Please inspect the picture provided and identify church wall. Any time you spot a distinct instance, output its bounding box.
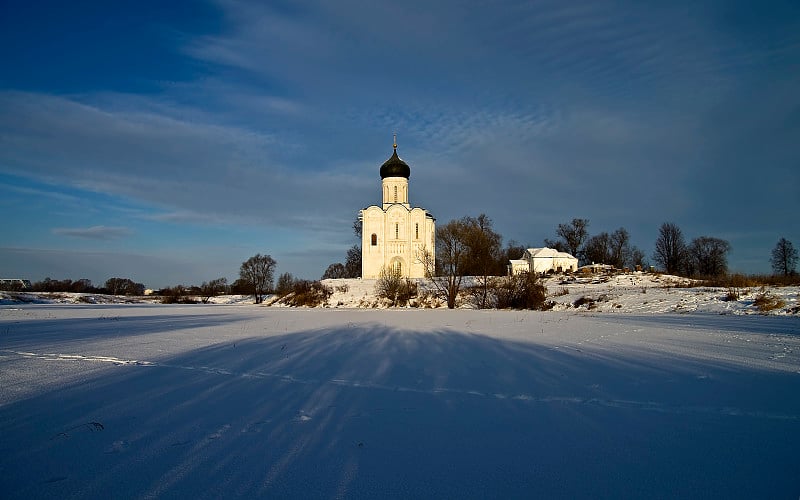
[361,206,385,279]
[361,200,434,279]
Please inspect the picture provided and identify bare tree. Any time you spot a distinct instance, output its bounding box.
[653,222,687,275]
[344,244,361,278]
[771,237,798,277]
[322,263,347,279]
[609,228,631,269]
[421,218,472,309]
[584,232,611,266]
[275,272,296,297]
[629,247,647,270]
[239,254,276,304]
[199,277,228,303]
[462,214,503,308]
[545,218,589,261]
[687,237,731,277]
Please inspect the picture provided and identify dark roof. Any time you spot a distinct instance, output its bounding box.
[380,148,411,179]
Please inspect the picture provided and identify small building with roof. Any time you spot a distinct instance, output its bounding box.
[508,247,578,275]
[360,139,435,279]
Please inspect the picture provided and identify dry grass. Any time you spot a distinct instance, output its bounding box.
[723,288,740,302]
[703,274,800,288]
[753,290,786,313]
[553,287,570,297]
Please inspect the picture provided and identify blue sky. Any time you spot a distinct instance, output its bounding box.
[1,0,798,288]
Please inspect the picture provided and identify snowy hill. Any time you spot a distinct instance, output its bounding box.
[318,273,799,315]
[2,272,798,315]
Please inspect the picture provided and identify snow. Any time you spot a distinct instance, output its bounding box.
[1,275,799,498]
[2,273,798,316]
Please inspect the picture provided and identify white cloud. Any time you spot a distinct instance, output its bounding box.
[52,226,133,240]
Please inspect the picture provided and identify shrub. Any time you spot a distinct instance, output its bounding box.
[282,280,332,307]
[753,290,785,313]
[160,285,198,304]
[723,288,740,302]
[375,267,417,307]
[574,296,596,309]
[493,272,548,310]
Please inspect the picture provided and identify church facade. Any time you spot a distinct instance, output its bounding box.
[360,143,435,279]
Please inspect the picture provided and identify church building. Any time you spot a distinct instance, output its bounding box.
[360,139,435,279]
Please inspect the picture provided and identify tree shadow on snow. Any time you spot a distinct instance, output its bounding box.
[1,318,799,499]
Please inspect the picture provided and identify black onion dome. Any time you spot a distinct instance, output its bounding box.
[380,149,411,179]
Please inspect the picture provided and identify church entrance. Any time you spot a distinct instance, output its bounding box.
[390,257,404,276]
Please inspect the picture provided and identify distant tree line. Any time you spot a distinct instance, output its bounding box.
[0,277,146,295]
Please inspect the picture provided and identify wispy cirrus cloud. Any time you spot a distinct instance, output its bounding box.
[52,226,133,240]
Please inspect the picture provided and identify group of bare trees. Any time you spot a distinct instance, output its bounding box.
[653,226,798,279]
[542,219,740,279]
[416,214,546,309]
[544,218,646,269]
[652,223,731,278]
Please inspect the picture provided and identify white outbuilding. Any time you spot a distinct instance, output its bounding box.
[508,247,579,275]
[360,140,435,279]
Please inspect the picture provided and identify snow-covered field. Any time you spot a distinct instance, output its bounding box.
[1,276,799,498]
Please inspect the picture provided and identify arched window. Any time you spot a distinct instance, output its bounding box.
[371,233,377,246]
[393,260,402,275]
[395,223,399,239]
[393,186,398,202]
[415,223,419,239]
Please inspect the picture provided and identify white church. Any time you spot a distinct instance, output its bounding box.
[360,140,435,279]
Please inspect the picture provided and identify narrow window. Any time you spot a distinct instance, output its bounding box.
[371,233,377,246]
[395,223,399,239]
[393,186,398,202]
[415,223,419,239]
